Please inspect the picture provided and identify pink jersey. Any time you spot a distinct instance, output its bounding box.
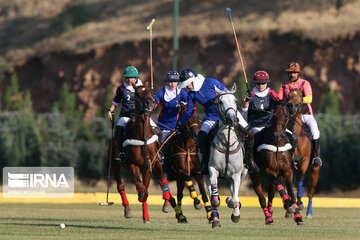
[277,78,313,115]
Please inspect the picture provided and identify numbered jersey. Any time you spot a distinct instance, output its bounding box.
[112,81,142,118]
[248,88,278,128]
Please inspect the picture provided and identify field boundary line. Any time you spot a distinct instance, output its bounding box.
[1,193,360,207]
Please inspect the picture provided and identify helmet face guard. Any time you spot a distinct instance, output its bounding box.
[253,70,270,84]
[165,71,180,82]
[122,66,139,78]
[178,68,198,89]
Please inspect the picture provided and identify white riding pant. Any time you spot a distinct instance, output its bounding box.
[200,111,249,134]
[302,114,320,140]
[117,116,157,128]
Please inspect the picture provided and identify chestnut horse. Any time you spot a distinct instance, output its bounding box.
[120,84,177,223]
[164,101,211,223]
[250,100,303,225]
[287,87,321,218]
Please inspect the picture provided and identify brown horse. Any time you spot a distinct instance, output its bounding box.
[163,101,211,223]
[117,84,177,223]
[287,88,321,218]
[250,100,303,225]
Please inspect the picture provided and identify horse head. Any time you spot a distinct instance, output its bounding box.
[214,83,238,127]
[272,100,290,142]
[287,88,303,116]
[177,100,200,139]
[133,83,154,113]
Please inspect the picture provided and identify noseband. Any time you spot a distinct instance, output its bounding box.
[215,93,238,126]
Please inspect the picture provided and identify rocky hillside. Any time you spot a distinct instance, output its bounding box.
[0,0,359,118]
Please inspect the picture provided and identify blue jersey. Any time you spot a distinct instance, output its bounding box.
[184,78,226,123]
[153,88,194,131]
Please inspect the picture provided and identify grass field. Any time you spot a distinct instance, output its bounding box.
[0,203,359,240]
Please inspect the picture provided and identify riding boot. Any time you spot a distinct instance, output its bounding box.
[243,126,260,173]
[312,138,322,167]
[114,126,126,163]
[198,131,210,175]
[287,132,304,164]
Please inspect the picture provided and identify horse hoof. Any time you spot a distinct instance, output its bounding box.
[296,219,304,225]
[265,218,274,225]
[162,201,172,213]
[124,206,132,218]
[194,198,202,210]
[285,212,292,218]
[177,215,188,224]
[297,201,304,211]
[286,205,296,214]
[231,214,240,223]
[211,218,221,228]
[143,219,151,224]
[307,213,313,219]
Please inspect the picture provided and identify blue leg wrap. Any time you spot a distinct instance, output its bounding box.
[307,198,313,216]
[297,181,303,198]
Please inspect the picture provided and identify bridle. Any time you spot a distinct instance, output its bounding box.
[214,93,238,127]
[272,104,291,142]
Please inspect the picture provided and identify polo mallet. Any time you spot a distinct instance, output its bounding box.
[226,8,250,91]
[147,18,156,90]
[99,114,115,206]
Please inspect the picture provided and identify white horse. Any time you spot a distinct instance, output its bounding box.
[205,83,248,228]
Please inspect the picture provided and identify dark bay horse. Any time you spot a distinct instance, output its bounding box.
[119,84,177,223]
[287,88,321,218]
[163,101,211,223]
[250,100,303,225]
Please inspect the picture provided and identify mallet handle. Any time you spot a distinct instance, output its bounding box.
[226,8,249,87]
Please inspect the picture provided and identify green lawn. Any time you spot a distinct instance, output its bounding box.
[0,203,359,240]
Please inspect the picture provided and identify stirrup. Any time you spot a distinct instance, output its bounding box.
[158,151,164,165]
[115,152,127,163]
[293,155,304,163]
[312,157,322,167]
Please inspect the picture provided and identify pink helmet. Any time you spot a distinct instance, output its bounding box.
[253,70,270,83]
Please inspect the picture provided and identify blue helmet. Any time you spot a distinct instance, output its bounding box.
[165,71,180,82]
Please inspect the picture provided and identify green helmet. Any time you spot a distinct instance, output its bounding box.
[122,66,139,77]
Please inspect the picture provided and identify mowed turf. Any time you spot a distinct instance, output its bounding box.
[0,203,359,240]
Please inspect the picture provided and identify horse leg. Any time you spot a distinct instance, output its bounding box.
[296,171,305,211]
[307,166,320,219]
[194,172,212,221]
[267,184,276,217]
[141,170,152,224]
[284,168,304,225]
[250,173,273,224]
[112,161,132,218]
[130,164,149,223]
[174,175,187,223]
[227,172,241,223]
[152,159,177,213]
[205,172,221,228]
[272,176,293,213]
[209,166,220,207]
[178,171,201,210]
